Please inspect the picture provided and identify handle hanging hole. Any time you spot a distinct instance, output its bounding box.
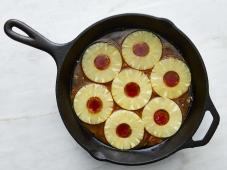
[192,111,213,141]
[12,26,29,37]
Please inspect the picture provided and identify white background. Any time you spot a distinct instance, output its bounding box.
[0,0,226,169]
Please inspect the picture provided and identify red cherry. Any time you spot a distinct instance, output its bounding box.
[163,71,180,87]
[116,123,132,138]
[132,42,150,57]
[94,54,110,70]
[154,110,169,125]
[124,82,140,97]
[87,97,103,113]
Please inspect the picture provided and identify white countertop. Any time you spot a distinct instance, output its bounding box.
[0,0,226,169]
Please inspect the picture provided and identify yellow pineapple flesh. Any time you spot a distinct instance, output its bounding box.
[82,42,122,83]
[73,83,113,124]
[111,68,152,110]
[104,110,144,150]
[142,97,182,138]
[122,31,162,70]
[150,58,191,99]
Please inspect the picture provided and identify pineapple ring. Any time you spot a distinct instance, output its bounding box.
[150,58,191,99]
[104,110,144,150]
[142,97,182,138]
[111,69,152,110]
[73,84,113,124]
[122,31,162,70]
[82,42,122,83]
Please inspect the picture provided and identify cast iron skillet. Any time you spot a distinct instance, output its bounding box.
[4,14,220,165]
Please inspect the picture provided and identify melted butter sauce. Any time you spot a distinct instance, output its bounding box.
[71,29,193,149]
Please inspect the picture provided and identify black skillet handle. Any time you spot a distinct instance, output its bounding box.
[182,95,220,149]
[4,19,71,68]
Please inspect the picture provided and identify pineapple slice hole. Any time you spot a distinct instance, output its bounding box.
[132,42,150,57]
[124,82,140,97]
[94,54,110,70]
[163,71,180,87]
[116,123,132,138]
[87,97,103,113]
[153,109,170,125]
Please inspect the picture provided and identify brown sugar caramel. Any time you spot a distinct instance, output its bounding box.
[71,29,192,149]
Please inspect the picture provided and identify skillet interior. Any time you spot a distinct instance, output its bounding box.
[55,14,208,165]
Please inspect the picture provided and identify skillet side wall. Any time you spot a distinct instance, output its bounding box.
[55,14,208,165]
